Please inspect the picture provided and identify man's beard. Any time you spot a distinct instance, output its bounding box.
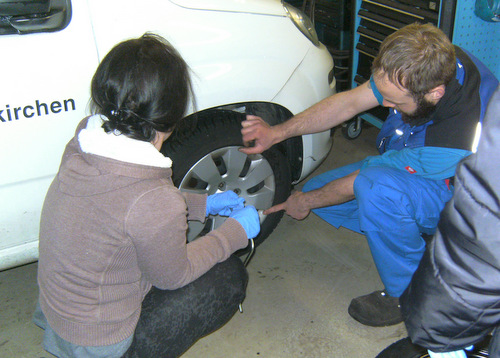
[401,96,437,127]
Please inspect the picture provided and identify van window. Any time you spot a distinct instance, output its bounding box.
[0,0,71,35]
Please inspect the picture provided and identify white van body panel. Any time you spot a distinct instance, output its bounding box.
[0,0,335,270]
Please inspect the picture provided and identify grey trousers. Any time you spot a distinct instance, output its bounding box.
[123,255,248,358]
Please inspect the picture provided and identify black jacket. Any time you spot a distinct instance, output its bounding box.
[401,85,500,355]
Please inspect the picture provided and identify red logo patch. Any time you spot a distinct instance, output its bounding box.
[405,166,417,174]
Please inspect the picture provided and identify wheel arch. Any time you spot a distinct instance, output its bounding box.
[184,102,304,182]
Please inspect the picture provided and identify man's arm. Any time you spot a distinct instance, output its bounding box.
[240,81,378,154]
[264,170,359,220]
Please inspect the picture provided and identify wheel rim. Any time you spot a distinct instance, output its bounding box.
[178,146,276,241]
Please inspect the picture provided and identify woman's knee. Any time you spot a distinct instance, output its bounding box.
[218,255,248,293]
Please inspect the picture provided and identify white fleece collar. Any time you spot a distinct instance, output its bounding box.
[78,115,172,168]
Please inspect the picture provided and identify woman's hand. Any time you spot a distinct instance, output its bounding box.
[206,191,245,216]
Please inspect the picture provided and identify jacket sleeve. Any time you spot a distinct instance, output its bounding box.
[181,192,207,222]
[400,86,500,353]
[361,146,471,180]
[125,186,248,290]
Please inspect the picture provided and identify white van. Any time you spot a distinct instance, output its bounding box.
[0,0,336,270]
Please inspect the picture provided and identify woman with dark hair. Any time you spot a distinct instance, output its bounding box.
[34,33,259,357]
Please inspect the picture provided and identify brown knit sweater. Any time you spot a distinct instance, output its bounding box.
[37,118,249,346]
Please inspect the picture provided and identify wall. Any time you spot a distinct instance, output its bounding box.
[452,0,500,78]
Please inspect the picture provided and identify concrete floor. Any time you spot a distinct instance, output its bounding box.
[0,125,409,358]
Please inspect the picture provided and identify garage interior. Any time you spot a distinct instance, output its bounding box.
[1,0,498,357]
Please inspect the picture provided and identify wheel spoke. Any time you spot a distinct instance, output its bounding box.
[211,215,227,228]
[221,148,248,180]
[245,186,274,209]
[241,157,273,189]
[186,221,205,242]
[190,155,223,184]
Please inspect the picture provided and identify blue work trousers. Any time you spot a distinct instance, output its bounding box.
[302,160,453,297]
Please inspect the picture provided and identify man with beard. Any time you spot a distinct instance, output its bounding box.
[240,23,498,327]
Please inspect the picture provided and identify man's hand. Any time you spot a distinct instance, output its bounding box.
[240,115,279,155]
[264,170,358,220]
[264,191,311,220]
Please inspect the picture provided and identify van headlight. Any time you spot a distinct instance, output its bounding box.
[283,3,320,47]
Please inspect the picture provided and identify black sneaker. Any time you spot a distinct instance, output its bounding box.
[348,290,403,327]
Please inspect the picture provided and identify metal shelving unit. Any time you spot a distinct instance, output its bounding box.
[349,0,499,132]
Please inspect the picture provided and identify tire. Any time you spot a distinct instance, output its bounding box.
[341,117,362,140]
[161,110,291,249]
[376,337,490,358]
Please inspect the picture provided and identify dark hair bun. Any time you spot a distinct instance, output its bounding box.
[90,33,192,142]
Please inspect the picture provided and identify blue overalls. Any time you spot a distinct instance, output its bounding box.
[303,48,498,297]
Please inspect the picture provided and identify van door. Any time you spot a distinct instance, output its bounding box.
[0,0,98,270]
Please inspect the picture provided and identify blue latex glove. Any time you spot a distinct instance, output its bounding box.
[206,191,245,216]
[229,205,260,239]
